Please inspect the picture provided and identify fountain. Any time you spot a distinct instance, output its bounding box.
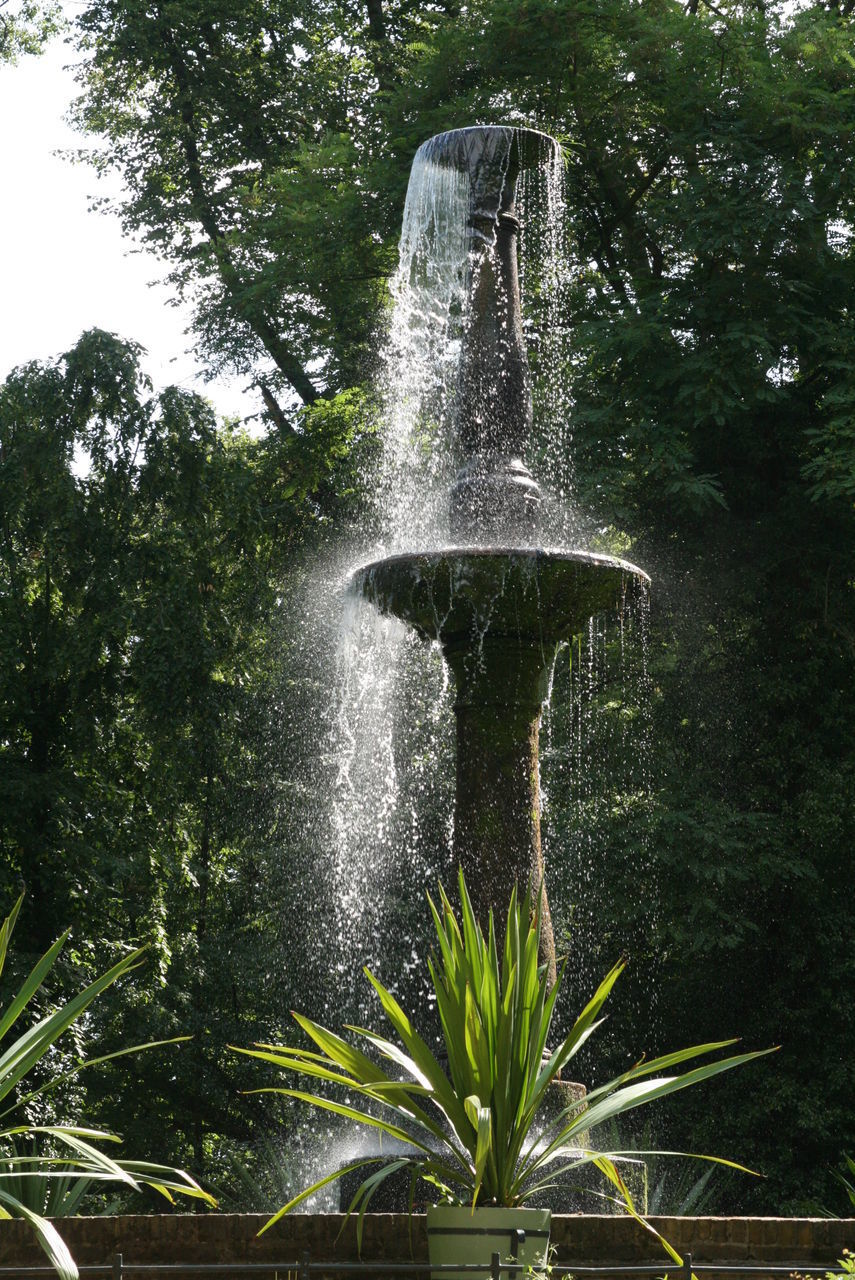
[352,126,649,982]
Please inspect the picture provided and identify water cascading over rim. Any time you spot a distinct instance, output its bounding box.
[414,126,552,540]
[352,125,649,981]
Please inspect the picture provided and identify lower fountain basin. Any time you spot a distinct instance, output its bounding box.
[351,545,650,981]
[352,547,649,648]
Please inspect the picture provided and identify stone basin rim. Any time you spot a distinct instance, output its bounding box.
[419,125,559,171]
[350,545,651,587]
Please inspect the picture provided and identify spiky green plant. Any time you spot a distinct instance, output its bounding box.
[235,870,774,1251]
[830,1155,855,1214]
[0,896,215,1279]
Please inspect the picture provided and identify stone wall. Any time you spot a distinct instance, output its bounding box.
[0,1214,851,1278]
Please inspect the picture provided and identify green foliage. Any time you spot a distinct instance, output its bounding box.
[2,0,852,1215]
[234,871,771,1246]
[68,0,414,412]
[832,1156,855,1214]
[0,0,62,62]
[0,329,356,1187]
[0,895,213,1280]
[0,330,274,951]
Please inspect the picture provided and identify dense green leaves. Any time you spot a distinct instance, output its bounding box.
[0,329,355,1188]
[0,0,853,1219]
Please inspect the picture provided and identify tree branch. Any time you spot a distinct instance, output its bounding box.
[258,379,294,433]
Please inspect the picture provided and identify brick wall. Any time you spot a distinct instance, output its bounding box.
[0,1214,851,1278]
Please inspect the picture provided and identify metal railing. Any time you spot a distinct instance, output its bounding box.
[0,1254,838,1280]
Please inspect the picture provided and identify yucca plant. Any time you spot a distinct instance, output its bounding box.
[235,869,774,1249]
[0,895,215,1280]
[831,1155,855,1214]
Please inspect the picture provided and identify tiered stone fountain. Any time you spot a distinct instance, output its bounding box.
[353,126,648,979]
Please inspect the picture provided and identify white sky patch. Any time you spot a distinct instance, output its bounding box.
[0,30,259,423]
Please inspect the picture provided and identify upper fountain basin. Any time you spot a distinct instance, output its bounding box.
[416,126,560,229]
[418,126,559,176]
[352,547,649,649]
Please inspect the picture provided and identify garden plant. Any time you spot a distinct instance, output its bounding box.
[0,895,214,1280]
[235,870,775,1253]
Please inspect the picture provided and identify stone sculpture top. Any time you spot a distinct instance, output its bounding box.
[420,127,554,541]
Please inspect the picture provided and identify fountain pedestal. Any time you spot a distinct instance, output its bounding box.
[353,547,647,980]
[353,124,649,972]
[453,660,552,979]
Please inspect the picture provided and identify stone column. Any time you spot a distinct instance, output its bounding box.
[444,634,558,985]
[450,190,541,540]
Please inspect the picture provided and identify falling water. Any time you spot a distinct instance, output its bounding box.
[541,580,658,1067]
[516,138,583,545]
[373,149,470,548]
[326,129,581,1014]
[328,592,453,1023]
[372,127,578,551]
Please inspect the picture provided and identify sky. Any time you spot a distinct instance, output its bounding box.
[0,25,257,422]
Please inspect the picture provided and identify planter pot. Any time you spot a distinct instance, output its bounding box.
[426,1204,551,1280]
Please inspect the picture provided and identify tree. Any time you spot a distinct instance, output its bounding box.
[0,0,61,63]
[0,329,371,1179]
[68,0,428,417]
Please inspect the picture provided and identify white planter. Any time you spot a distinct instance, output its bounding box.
[426,1204,551,1280]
